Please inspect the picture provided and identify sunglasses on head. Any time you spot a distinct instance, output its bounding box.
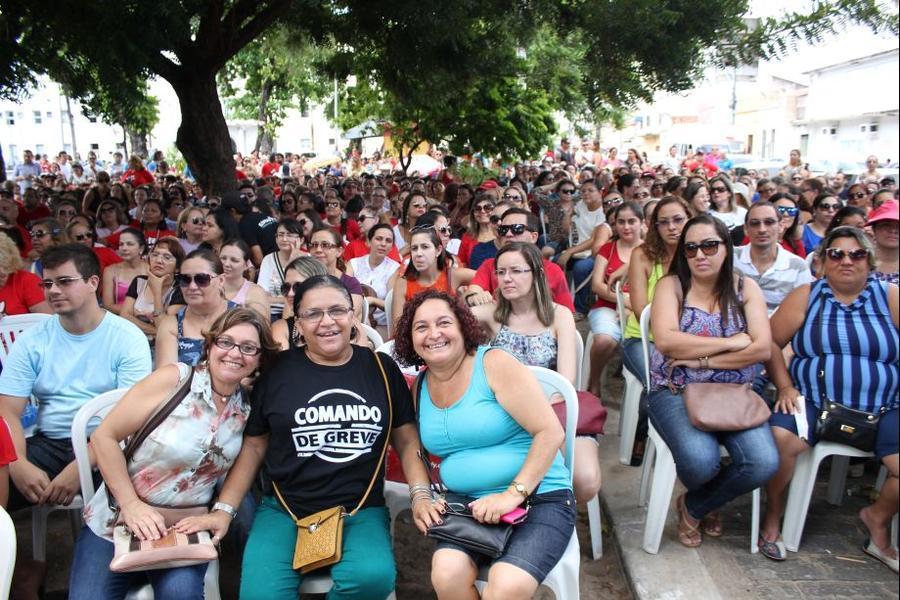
[683,239,723,258]
[175,273,214,288]
[824,247,868,262]
[497,224,532,236]
[776,206,799,217]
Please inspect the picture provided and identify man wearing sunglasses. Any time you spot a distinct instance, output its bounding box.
[465,208,575,311]
[733,202,813,315]
[0,245,151,587]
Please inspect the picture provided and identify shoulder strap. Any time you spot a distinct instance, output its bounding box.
[816,290,828,405]
[273,252,286,282]
[122,366,194,463]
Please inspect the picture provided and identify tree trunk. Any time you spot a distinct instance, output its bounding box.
[127,129,148,158]
[64,95,78,158]
[0,146,6,183]
[254,80,274,155]
[169,72,237,196]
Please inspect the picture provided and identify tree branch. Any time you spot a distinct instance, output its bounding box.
[220,0,291,68]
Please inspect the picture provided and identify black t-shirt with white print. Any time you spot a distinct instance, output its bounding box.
[246,345,414,518]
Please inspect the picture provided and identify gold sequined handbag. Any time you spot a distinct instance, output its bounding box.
[271,351,394,574]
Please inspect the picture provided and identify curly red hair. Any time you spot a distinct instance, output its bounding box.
[392,289,486,367]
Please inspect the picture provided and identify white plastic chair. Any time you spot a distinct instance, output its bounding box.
[71,388,221,600]
[383,289,395,339]
[357,322,384,349]
[475,366,581,599]
[0,313,51,365]
[375,340,421,378]
[782,441,898,552]
[641,423,761,555]
[0,507,15,600]
[618,304,650,465]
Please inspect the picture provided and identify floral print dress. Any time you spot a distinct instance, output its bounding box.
[84,363,249,541]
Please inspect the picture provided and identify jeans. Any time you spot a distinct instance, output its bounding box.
[569,256,595,314]
[69,526,207,600]
[8,433,75,511]
[622,338,653,450]
[647,387,780,519]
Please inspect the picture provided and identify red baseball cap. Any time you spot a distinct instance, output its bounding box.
[867,199,898,226]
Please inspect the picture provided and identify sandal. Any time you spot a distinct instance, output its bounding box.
[863,538,899,573]
[676,493,702,548]
[701,511,723,537]
[757,535,786,561]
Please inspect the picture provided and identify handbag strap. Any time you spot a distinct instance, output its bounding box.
[271,350,394,521]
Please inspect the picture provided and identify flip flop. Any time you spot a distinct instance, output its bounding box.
[701,511,723,537]
[863,538,899,573]
[758,535,786,561]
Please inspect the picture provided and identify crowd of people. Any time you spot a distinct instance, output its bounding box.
[0,140,897,599]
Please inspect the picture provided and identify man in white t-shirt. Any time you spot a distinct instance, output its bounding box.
[0,244,152,512]
[556,179,607,314]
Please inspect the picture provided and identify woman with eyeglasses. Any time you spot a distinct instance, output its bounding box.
[270,256,327,349]
[648,215,777,548]
[201,208,241,255]
[174,206,206,254]
[220,239,269,317]
[759,226,899,566]
[121,236,185,340]
[802,194,841,255]
[684,181,711,217]
[27,217,68,276]
[0,233,51,316]
[458,194,497,267]
[70,308,280,599]
[103,227,149,315]
[155,248,235,368]
[179,276,439,599]
[707,176,746,230]
[308,227,366,320]
[257,218,306,318]
[95,200,128,243]
[391,227,475,327]
[393,191,429,258]
[346,223,402,328]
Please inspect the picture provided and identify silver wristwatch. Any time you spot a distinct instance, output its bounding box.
[212,501,237,520]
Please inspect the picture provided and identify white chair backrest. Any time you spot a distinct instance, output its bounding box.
[638,304,652,387]
[0,507,15,600]
[528,366,577,484]
[614,281,628,333]
[360,296,370,324]
[384,290,394,339]
[0,313,51,365]
[375,340,420,377]
[358,322,384,349]
[71,388,130,503]
[573,332,585,391]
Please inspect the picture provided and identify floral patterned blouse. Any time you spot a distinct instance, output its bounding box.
[84,363,249,541]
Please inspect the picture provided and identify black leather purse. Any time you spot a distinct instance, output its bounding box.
[412,373,521,558]
[811,299,886,452]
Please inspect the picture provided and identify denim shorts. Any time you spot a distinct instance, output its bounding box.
[770,399,899,460]
[435,488,576,583]
[588,306,621,342]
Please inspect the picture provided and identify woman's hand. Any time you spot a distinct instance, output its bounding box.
[411,496,446,534]
[468,491,524,525]
[147,269,171,292]
[174,511,233,545]
[727,332,752,351]
[773,386,803,415]
[120,498,167,541]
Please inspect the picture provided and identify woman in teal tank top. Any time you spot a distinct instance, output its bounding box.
[394,289,575,598]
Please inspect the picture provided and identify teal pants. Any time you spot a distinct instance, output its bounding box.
[239,496,396,600]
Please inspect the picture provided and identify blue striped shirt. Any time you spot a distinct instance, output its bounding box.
[790,277,899,412]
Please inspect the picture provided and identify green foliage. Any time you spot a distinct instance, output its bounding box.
[77,77,159,134]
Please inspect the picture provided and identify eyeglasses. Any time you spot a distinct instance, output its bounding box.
[40,276,85,290]
[656,215,687,228]
[603,197,623,208]
[214,336,261,356]
[497,224,532,236]
[276,231,301,239]
[848,192,867,200]
[175,273,214,288]
[824,247,869,262]
[73,232,93,241]
[309,241,337,250]
[297,306,353,322]
[501,194,522,202]
[776,206,799,217]
[495,267,532,277]
[634,192,651,199]
[684,240,723,258]
[818,203,840,211]
[473,203,494,213]
[711,186,728,194]
[280,282,303,296]
[747,218,778,228]
[325,201,341,208]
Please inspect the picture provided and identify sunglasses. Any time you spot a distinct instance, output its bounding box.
[776,206,799,217]
[30,230,51,239]
[190,217,205,226]
[73,232,93,241]
[357,214,376,222]
[214,336,261,356]
[559,189,576,195]
[57,210,76,217]
[711,186,729,194]
[634,192,651,199]
[747,218,778,228]
[848,192,867,200]
[684,239,723,258]
[501,194,522,202]
[100,206,117,213]
[818,203,840,211]
[40,276,84,290]
[603,198,623,207]
[473,203,494,213]
[824,247,869,262]
[309,241,337,250]
[497,224,532,236]
[325,201,341,208]
[435,226,452,235]
[489,215,502,224]
[280,282,303,296]
[175,273,214,288]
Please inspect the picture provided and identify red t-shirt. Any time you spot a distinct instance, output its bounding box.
[0,417,17,467]
[457,233,478,266]
[261,162,279,178]
[0,269,45,315]
[342,238,402,263]
[330,219,362,243]
[591,241,627,310]
[120,168,154,187]
[93,246,123,272]
[472,257,575,312]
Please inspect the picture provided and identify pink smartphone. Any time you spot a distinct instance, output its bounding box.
[500,507,528,525]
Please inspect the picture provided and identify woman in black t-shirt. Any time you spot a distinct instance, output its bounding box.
[177,275,443,599]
